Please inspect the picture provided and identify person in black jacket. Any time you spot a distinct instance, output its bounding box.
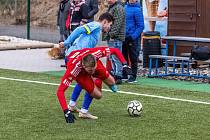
[57,0,70,42]
[68,0,90,32]
[85,0,99,21]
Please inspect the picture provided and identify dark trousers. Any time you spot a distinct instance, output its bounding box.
[122,38,140,78]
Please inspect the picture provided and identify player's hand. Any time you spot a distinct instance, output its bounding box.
[109,84,118,92]
[123,65,132,75]
[64,109,76,123]
[59,42,64,48]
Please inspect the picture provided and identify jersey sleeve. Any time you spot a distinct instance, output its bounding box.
[104,47,127,65]
[56,67,74,111]
[82,22,100,35]
[90,47,127,65]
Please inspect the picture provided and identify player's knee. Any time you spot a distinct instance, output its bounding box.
[94,94,102,100]
[93,91,102,99]
[92,87,102,99]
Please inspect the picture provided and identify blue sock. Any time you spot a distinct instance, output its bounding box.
[70,83,82,102]
[65,56,68,65]
[82,92,93,110]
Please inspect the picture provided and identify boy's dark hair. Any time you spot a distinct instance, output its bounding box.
[98,12,114,23]
[82,54,96,67]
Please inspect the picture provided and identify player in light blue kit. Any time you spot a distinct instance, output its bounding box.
[59,12,114,119]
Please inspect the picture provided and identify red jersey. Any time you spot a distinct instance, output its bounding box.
[56,47,127,111]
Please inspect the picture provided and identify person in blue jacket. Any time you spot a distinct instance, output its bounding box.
[122,0,144,83]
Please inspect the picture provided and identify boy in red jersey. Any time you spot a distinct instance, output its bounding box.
[56,47,131,123]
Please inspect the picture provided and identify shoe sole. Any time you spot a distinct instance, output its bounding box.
[78,116,98,120]
[78,113,98,120]
[127,81,137,83]
[122,79,128,82]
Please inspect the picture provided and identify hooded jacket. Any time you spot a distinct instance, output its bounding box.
[125,2,144,40]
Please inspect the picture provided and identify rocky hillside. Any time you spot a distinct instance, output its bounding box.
[0,0,106,29]
[0,0,58,28]
[30,0,59,27]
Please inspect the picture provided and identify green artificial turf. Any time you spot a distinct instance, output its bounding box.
[0,69,210,140]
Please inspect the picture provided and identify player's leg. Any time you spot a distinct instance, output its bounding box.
[76,75,102,119]
[80,78,102,113]
[94,60,118,92]
[79,92,98,119]
[68,83,82,112]
[91,85,103,99]
[71,78,102,113]
[76,73,103,99]
[81,93,93,113]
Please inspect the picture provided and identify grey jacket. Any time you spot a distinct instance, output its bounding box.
[85,0,99,21]
[57,0,70,35]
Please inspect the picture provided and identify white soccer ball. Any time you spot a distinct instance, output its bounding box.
[127,100,143,117]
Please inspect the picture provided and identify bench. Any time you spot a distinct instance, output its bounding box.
[148,55,210,78]
[162,36,210,57]
[179,53,210,68]
[148,55,191,77]
[148,36,210,79]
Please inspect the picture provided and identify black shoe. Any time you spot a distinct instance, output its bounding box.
[127,76,137,83]
[60,64,67,67]
[122,75,128,81]
[114,75,122,85]
[115,78,122,84]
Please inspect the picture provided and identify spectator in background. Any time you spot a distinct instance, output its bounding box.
[121,0,142,8]
[59,0,89,61]
[67,0,90,33]
[66,0,98,33]
[85,0,99,21]
[122,0,144,83]
[103,0,125,84]
[57,0,70,42]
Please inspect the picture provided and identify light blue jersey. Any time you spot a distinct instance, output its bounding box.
[64,21,102,56]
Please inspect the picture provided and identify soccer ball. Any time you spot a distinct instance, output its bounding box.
[127,100,143,117]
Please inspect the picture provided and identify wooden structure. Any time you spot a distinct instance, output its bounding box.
[167,0,210,56]
[145,0,159,31]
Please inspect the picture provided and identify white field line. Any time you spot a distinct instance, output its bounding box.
[0,76,210,105]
